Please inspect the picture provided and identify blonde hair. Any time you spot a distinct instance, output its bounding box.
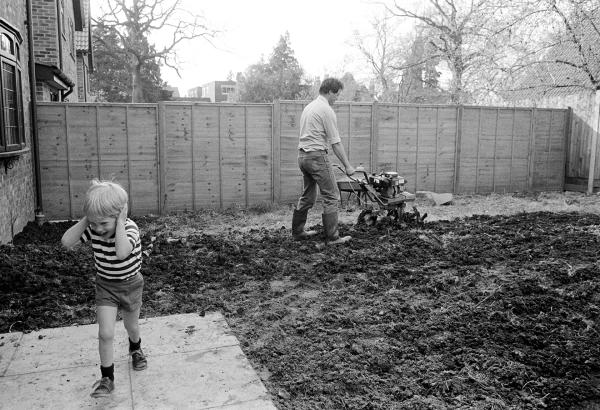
[83,179,128,218]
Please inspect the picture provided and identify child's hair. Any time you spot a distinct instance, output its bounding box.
[83,179,128,218]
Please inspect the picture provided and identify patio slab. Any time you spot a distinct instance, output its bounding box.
[0,312,276,410]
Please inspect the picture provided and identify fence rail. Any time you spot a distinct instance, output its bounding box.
[36,101,569,219]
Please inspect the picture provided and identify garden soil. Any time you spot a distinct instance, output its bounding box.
[3,192,600,409]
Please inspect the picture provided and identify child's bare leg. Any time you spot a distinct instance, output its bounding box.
[122,307,141,343]
[123,306,147,370]
[97,305,118,366]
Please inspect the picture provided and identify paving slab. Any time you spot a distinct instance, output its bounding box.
[0,332,22,376]
[0,312,276,410]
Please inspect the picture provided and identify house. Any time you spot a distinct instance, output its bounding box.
[188,80,236,102]
[0,0,93,244]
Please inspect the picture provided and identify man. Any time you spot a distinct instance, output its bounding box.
[292,77,356,245]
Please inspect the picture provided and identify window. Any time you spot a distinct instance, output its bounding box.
[0,21,25,155]
[221,85,235,95]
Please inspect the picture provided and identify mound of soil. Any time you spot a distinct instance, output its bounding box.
[2,211,600,409]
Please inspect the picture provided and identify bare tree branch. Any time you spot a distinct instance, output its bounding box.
[93,0,217,102]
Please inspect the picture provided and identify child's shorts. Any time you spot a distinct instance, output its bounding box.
[95,273,144,312]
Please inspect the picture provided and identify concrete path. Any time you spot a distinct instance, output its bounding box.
[0,312,276,409]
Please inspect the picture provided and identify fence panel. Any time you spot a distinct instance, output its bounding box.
[38,104,71,219]
[37,103,159,219]
[246,105,274,205]
[37,101,569,219]
[192,104,221,208]
[279,102,305,203]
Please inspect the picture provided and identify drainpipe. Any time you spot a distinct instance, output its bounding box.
[55,0,68,101]
[26,0,44,224]
[62,85,74,100]
[56,0,63,71]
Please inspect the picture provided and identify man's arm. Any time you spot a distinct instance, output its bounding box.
[61,217,88,249]
[332,142,356,176]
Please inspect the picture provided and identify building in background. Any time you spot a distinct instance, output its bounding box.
[188,80,236,102]
[74,0,93,101]
[164,85,180,98]
[0,0,93,244]
[32,0,93,102]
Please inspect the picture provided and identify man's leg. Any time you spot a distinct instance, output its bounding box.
[296,156,318,212]
[293,155,319,240]
[311,156,351,244]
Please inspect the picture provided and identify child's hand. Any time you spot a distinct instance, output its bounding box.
[118,203,128,224]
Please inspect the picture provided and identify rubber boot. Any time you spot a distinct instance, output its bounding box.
[322,212,351,245]
[292,209,318,240]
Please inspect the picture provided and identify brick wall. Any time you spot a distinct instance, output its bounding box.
[32,0,78,101]
[0,0,36,243]
[31,0,58,65]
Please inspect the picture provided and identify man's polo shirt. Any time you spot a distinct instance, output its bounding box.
[298,95,341,152]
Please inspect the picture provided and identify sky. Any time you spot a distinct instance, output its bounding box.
[91,0,398,96]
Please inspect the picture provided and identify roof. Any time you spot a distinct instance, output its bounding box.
[35,63,75,89]
[75,0,92,57]
[75,31,88,51]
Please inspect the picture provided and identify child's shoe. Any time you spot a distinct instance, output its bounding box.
[130,348,147,371]
[90,377,114,397]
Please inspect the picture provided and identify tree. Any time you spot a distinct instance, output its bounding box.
[93,0,215,102]
[352,13,406,102]
[235,59,273,103]
[397,28,451,103]
[237,33,307,102]
[503,0,600,96]
[338,73,372,102]
[387,0,524,103]
[90,23,164,102]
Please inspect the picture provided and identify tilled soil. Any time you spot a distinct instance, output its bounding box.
[2,211,600,409]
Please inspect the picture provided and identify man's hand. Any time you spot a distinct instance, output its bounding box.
[345,166,356,176]
[118,203,128,224]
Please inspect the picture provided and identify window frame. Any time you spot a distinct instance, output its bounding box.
[0,20,26,156]
[221,85,235,95]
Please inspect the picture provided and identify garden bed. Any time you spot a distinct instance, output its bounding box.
[2,192,600,409]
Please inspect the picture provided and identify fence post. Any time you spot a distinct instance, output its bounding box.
[563,107,572,191]
[272,100,281,204]
[64,104,73,219]
[587,90,600,194]
[157,102,167,214]
[190,105,196,211]
[370,101,379,172]
[125,106,132,213]
[453,105,463,194]
[528,108,537,191]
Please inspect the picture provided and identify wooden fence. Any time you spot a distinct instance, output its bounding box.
[36,101,570,219]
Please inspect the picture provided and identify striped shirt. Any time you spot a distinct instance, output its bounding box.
[81,218,142,280]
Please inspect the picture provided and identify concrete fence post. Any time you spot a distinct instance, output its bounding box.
[587,90,600,194]
[157,102,167,214]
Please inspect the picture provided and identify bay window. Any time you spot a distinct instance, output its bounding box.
[0,20,25,158]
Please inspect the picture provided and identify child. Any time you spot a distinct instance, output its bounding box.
[61,179,146,398]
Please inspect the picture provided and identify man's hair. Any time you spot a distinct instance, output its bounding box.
[319,78,344,95]
[83,179,128,218]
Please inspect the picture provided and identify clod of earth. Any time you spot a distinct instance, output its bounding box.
[2,211,600,409]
